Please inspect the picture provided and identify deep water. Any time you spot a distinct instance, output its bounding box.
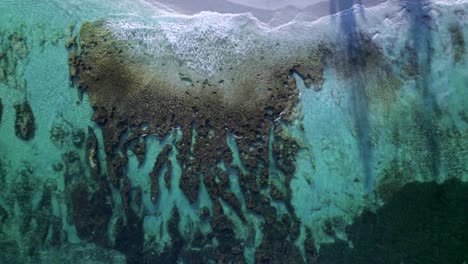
[0,0,467,263]
[318,179,468,264]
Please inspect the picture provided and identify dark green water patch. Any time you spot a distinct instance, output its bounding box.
[0,239,23,264]
[319,179,468,263]
[0,98,3,123]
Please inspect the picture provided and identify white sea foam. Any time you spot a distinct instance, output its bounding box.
[157,12,256,75]
[104,0,466,77]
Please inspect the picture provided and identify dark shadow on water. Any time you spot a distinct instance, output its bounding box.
[329,0,359,14]
[330,0,365,21]
[400,0,441,179]
[330,0,442,191]
[330,0,373,193]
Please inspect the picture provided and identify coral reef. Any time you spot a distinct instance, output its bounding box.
[68,19,315,262]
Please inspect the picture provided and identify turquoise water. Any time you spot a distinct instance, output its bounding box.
[0,0,467,263]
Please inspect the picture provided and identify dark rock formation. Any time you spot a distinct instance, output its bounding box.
[14,100,35,141]
[149,145,172,203]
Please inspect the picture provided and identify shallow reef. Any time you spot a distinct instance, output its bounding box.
[68,19,313,262]
[64,6,468,261]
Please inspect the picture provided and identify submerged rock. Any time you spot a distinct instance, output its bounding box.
[14,100,35,141]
